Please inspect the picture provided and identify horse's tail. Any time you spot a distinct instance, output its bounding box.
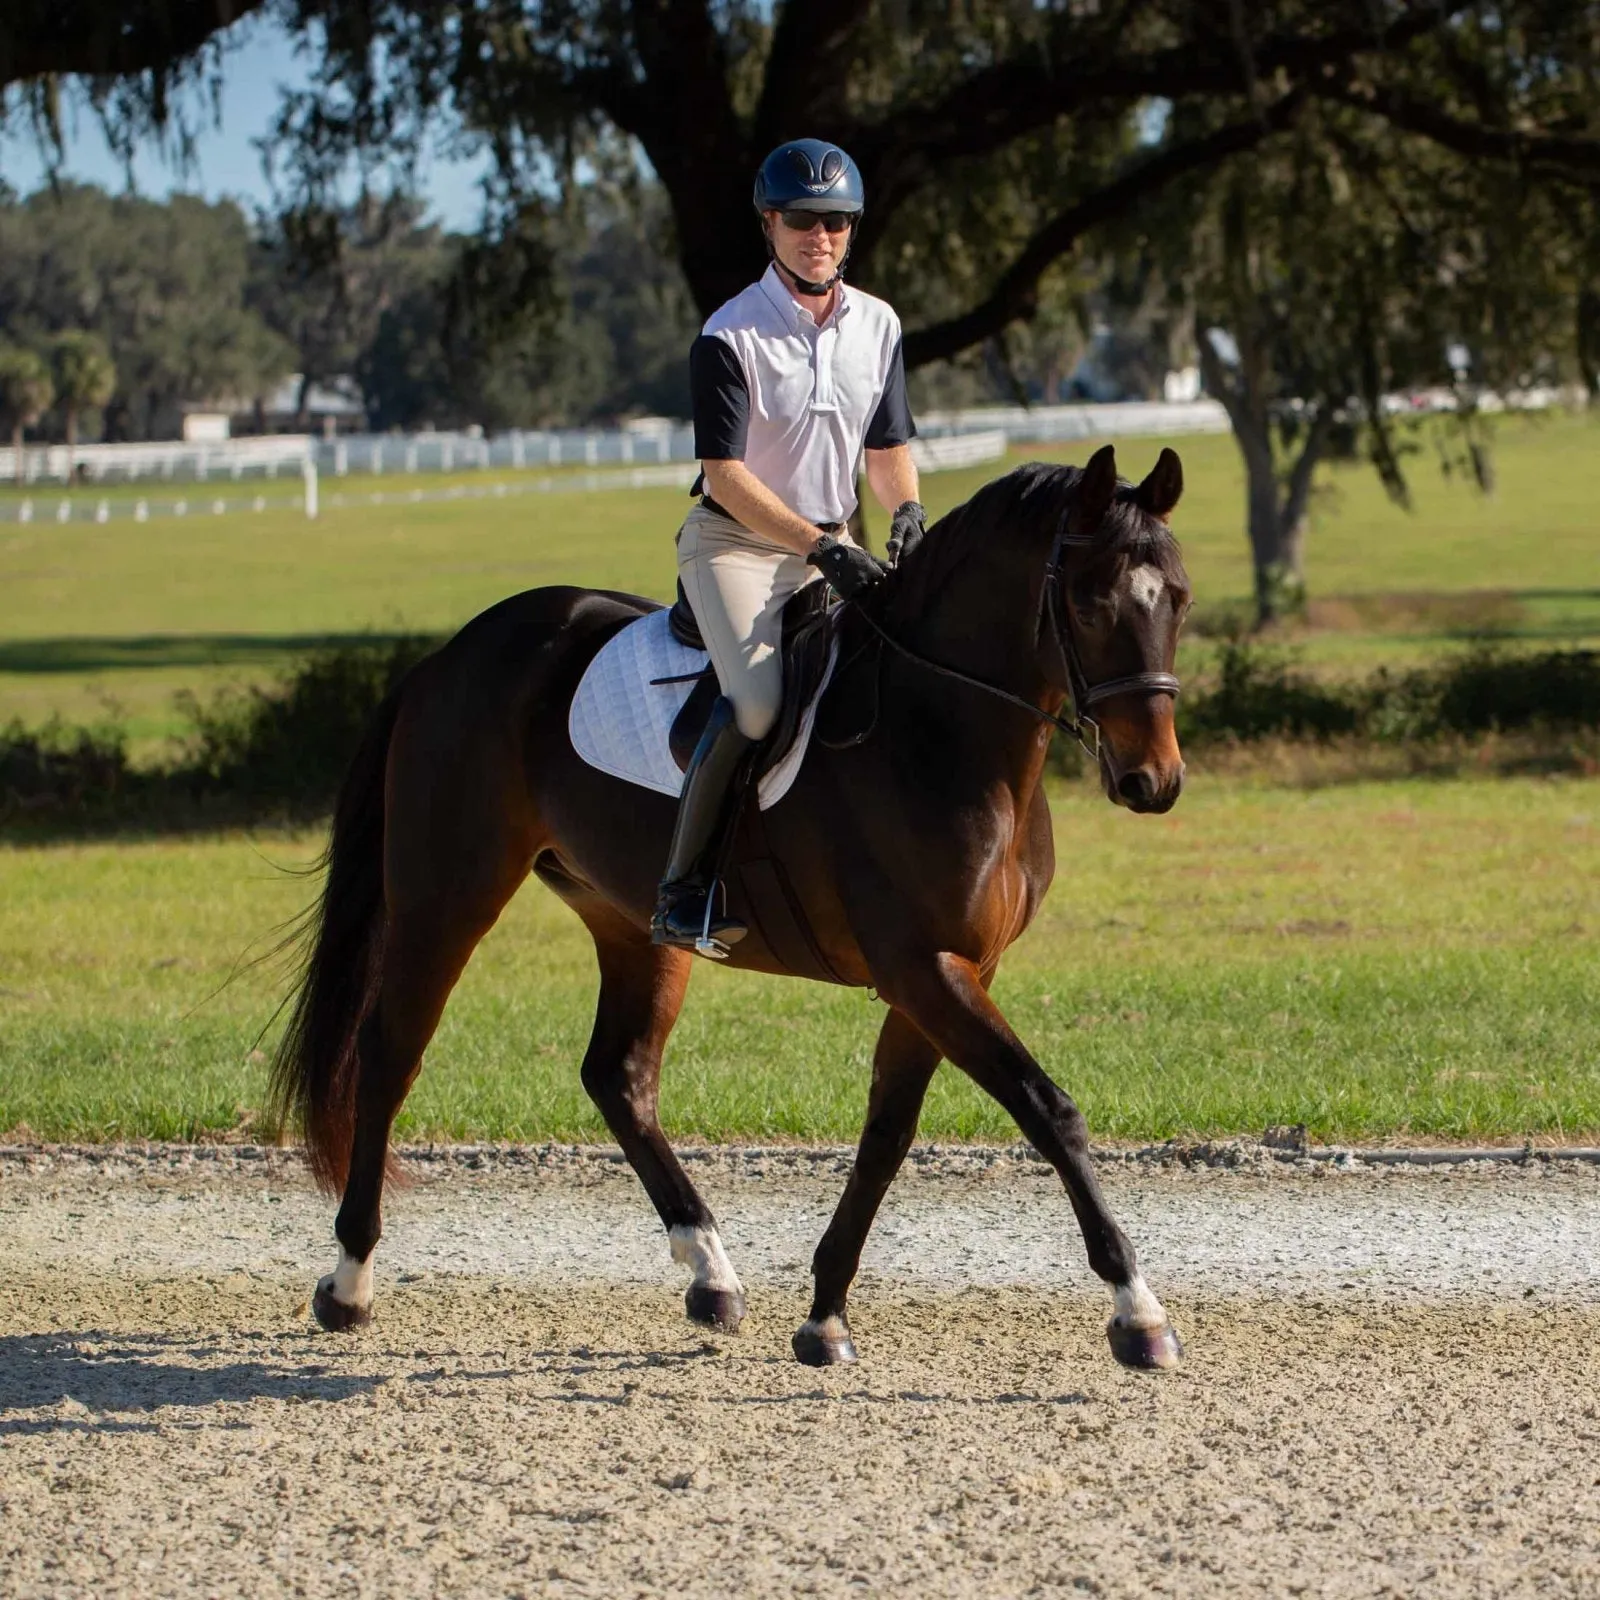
[268,680,407,1195]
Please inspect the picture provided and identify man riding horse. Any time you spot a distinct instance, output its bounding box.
[651,137,928,954]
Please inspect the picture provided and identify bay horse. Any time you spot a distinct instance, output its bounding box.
[271,443,1192,1369]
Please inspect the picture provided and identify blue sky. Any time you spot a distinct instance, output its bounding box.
[0,16,488,229]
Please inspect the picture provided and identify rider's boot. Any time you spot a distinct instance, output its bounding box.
[651,696,756,957]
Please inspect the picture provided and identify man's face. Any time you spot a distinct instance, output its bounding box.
[764,208,853,288]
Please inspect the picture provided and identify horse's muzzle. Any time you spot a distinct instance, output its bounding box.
[1096,705,1185,814]
[1113,763,1184,814]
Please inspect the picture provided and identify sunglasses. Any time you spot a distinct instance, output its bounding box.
[778,210,854,234]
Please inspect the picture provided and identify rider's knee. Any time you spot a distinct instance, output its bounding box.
[732,697,778,742]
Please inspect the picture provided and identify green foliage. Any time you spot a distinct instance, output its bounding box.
[49,329,115,409]
[1182,636,1359,743]
[4,627,1597,828]
[0,340,53,461]
[49,327,116,451]
[357,186,699,429]
[250,195,453,424]
[0,184,293,440]
[1182,637,1600,746]
[0,714,130,814]
[0,637,434,823]
[174,636,436,807]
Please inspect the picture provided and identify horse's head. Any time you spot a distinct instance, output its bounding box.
[1054,445,1191,814]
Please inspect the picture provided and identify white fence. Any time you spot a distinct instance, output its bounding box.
[909,429,1007,471]
[918,399,1230,442]
[0,423,1011,525]
[0,434,314,484]
[313,425,699,477]
[1,402,1243,525]
[0,401,1218,491]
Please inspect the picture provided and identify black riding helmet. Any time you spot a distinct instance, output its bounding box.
[753,139,863,295]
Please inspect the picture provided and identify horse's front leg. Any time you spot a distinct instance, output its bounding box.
[576,916,747,1332]
[887,951,1181,1370]
[794,1007,941,1366]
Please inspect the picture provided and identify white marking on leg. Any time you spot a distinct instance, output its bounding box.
[324,1249,374,1310]
[1126,565,1166,613]
[796,1313,851,1346]
[669,1224,744,1294]
[1113,1272,1168,1330]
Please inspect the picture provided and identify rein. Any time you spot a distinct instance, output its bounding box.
[850,525,1181,760]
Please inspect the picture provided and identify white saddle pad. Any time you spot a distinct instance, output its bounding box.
[567,607,834,810]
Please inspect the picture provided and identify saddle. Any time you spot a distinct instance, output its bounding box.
[665,579,839,778]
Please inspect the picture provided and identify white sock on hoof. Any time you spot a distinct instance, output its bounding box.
[324,1249,375,1309]
[1113,1272,1168,1330]
[669,1224,744,1295]
[797,1313,851,1343]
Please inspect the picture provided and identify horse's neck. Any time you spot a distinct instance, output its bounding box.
[877,544,1064,797]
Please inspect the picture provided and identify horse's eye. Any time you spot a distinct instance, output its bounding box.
[1071,587,1109,623]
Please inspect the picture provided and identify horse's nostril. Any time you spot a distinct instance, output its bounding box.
[1117,769,1158,807]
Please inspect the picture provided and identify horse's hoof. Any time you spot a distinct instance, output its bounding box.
[685,1283,745,1332]
[312,1277,373,1333]
[792,1316,857,1367]
[1107,1315,1182,1370]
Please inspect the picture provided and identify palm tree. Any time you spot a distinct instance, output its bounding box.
[51,331,117,479]
[0,345,55,485]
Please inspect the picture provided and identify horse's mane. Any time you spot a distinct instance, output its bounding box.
[883,460,1185,621]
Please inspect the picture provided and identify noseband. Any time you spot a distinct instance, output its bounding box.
[854,523,1181,760]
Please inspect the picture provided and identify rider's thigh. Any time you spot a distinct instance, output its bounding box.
[677,509,812,741]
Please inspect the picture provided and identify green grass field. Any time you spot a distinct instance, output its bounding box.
[3,411,1597,749]
[2,775,1595,1145]
[2,410,1596,1144]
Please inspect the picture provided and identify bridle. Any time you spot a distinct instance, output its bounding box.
[851,523,1182,760]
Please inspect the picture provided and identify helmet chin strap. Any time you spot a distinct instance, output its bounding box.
[767,222,856,297]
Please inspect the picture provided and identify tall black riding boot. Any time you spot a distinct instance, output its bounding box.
[651,696,756,957]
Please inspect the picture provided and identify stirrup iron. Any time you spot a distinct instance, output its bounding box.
[697,881,731,960]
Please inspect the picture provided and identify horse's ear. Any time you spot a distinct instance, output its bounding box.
[1134,447,1183,520]
[1072,444,1118,536]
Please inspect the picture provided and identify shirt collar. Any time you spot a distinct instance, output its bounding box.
[758,262,851,330]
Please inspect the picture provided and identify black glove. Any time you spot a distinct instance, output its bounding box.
[807,533,887,600]
[886,500,926,567]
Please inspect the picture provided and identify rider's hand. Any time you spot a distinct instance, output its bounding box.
[807,533,887,600]
[886,500,926,567]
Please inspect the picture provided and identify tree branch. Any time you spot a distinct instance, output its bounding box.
[1313,79,1600,178]
[1281,406,1333,529]
[852,5,1448,187]
[902,91,1306,371]
[0,0,264,89]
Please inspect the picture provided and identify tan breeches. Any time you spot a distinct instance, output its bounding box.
[676,504,856,741]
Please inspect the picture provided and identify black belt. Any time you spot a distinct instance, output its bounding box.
[700,494,845,535]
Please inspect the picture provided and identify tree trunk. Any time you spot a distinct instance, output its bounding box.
[1578,284,1600,405]
[12,422,22,486]
[1245,467,1308,625]
[66,406,78,482]
[1199,335,1332,627]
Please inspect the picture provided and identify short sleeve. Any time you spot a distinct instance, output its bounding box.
[691,334,750,459]
[864,334,916,449]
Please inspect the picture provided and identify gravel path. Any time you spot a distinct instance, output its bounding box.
[2,1145,1598,1597]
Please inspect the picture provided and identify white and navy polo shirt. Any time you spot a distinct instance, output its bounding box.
[691,265,916,527]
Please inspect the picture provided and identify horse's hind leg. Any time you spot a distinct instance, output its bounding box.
[576,911,747,1332]
[794,1007,940,1366]
[313,892,517,1330]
